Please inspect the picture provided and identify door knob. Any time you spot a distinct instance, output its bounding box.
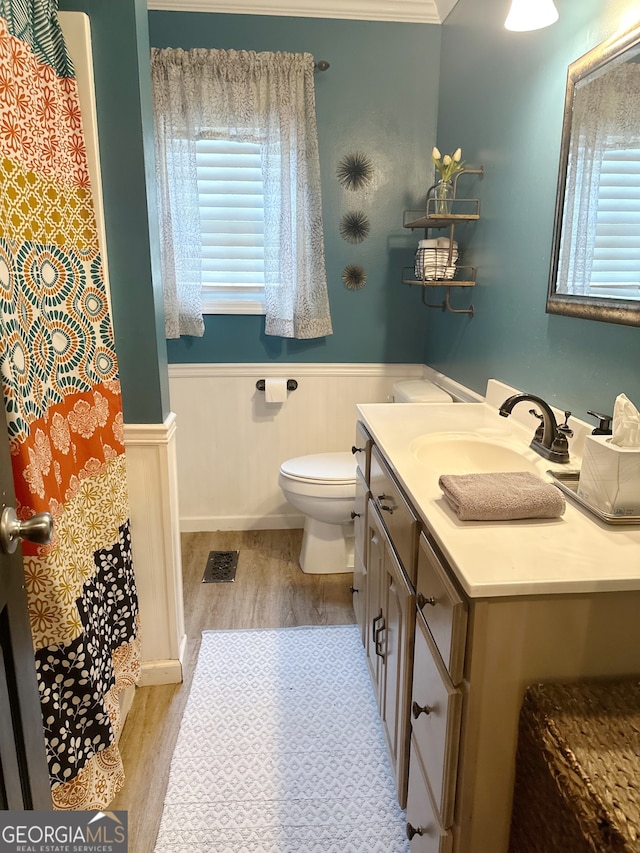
[412,700,433,719]
[417,592,437,610]
[406,822,427,840]
[0,506,54,554]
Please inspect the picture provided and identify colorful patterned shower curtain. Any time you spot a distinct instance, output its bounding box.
[0,2,140,808]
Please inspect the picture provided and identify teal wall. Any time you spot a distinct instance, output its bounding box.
[58,0,170,424]
[54,2,640,421]
[430,0,640,419]
[148,12,441,364]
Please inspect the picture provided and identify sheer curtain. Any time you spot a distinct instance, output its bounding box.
[151,48,333,339]
[558,62,640,295]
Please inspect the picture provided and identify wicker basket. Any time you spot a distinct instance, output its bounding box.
[414,238,458,281]
[509,680,640,853]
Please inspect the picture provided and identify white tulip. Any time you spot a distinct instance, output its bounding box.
[432,147,441,160]
[443,154,452,166]
[453,147,462,162]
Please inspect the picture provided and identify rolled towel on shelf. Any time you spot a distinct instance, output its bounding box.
[438,471,566,521]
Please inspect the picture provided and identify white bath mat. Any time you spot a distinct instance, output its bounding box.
[154,624,410,852]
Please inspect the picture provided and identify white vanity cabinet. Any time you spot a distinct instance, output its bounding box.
[355,420,461,824]
[354,414,640,853]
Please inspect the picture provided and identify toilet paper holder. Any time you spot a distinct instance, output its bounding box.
[256,379,298,392]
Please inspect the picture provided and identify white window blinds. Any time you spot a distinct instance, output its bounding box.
[195,137,266,313]
[591,148,640,299]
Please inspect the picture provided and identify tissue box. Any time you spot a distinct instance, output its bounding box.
[577,434,640,516]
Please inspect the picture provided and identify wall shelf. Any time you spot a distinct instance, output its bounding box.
[403,209,480,231]
[402,266,477,288]
[402,167,483,317]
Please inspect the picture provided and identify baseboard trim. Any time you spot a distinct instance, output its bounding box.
[139,644,185,686]
[180,513,304,533]
[139,660,182,687]
[115,684,136,741]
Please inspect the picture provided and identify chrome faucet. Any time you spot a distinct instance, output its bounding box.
[498,394,572,464]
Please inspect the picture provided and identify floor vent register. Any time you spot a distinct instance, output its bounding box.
[202,550,239,583]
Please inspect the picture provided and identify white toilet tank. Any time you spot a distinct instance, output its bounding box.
[392,379,453,403]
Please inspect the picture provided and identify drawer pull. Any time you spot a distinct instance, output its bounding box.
[372,611,383,642]
[412,700,433,719]
[375,620,386,657]
[351,445,365,454]
[350,511,361,519]
[377,494,396,514]
[406,822,428,840]
[349,586,358,594]
[417,592,437,610]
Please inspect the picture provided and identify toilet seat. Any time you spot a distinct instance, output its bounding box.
[278,452,356,499]
[279,452,356,484]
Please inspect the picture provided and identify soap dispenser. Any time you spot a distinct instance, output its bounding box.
[587,410,613,436]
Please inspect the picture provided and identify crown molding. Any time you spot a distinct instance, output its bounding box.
[146,0,449,24]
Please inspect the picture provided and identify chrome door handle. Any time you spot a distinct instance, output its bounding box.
[0,507,53,554]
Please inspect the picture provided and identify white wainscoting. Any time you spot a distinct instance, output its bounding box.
[168,363,428,531]
[124,414,186,685]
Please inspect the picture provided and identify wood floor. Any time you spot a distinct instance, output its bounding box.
[112,529,356,852]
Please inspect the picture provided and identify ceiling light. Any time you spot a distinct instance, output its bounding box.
[504,0,559,31]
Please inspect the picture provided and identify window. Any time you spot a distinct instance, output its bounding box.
[196,137,266,314]
[591,148,640,300]
[151,48,332,339]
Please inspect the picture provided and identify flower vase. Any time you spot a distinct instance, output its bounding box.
[434,179,453,216]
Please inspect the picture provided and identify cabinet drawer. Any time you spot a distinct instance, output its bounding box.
[353,421,372,483]
[411,612,462,829]
[416,533,467,685]
[354,470,368,562]
[370,445,419,585]
[406,737,453,853]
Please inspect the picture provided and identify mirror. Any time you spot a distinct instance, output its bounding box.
[547,21,640,326]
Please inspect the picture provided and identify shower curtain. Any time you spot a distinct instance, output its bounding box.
[0,1,140,808]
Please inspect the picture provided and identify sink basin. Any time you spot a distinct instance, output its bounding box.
[410,432,537,474]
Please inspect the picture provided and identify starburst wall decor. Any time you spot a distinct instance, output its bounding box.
[339,211,371,244]
[336,152,374,191]
[342,264,367,290]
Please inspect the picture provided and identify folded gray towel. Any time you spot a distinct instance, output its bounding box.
[438,471,566,521]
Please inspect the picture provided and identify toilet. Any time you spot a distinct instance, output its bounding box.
[278,378,454,574]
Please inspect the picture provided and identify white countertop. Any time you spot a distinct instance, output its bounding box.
[356,399,640,599]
